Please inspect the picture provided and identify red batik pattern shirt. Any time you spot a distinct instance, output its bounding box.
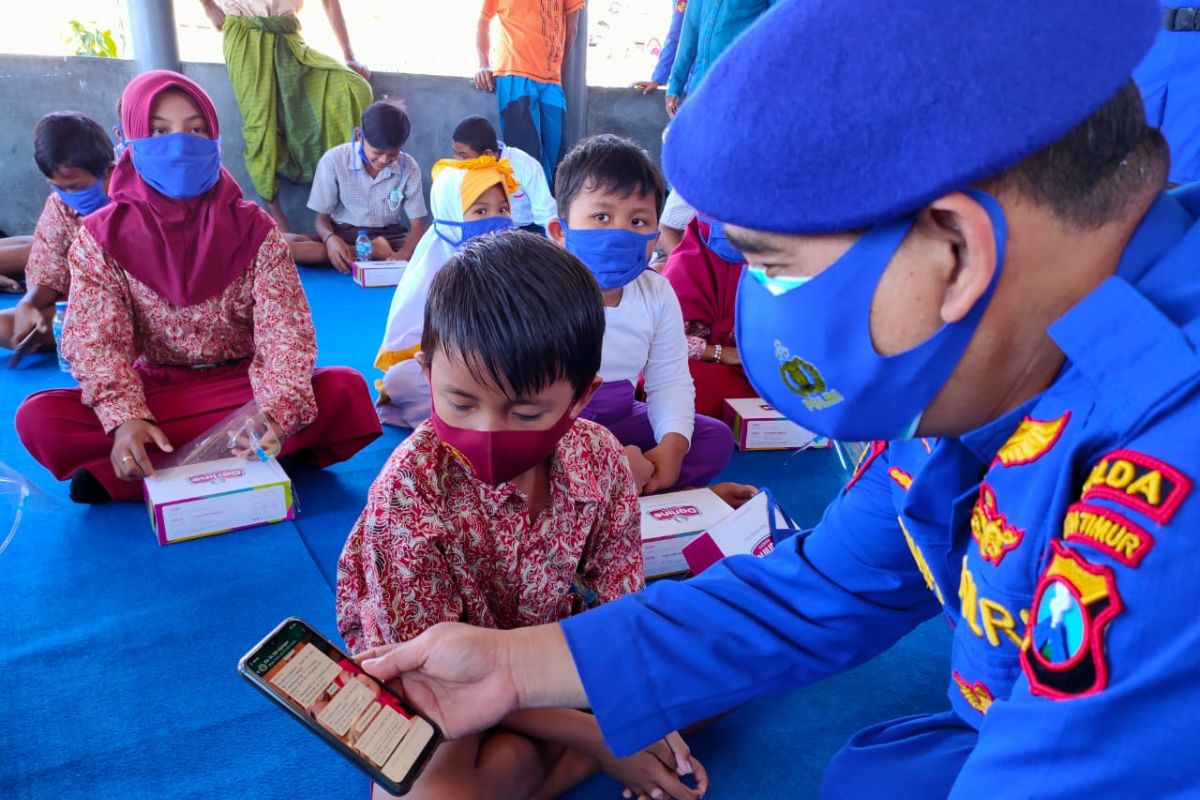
[24,193,81,295]
[335,418,644,654]
[62,226,318,434]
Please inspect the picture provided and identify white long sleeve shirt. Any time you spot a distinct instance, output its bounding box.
[599,270,696,444]
[501,143,558,228]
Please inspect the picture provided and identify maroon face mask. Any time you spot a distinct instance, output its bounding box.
[430,403,577,486]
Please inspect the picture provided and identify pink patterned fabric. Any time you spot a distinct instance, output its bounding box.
[24,193,81,295]
[335,419,645,654]
[61,225,318,435]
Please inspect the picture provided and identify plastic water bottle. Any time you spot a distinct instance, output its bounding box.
[51,301,71,373]
[355,230,371,263]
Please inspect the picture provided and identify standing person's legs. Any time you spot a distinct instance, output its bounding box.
[222,17,289,230]
[496,76,543,168]
[818,711,978,800]
[536,81,567,190]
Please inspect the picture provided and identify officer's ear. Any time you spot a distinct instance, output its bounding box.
[917,192,1000,325]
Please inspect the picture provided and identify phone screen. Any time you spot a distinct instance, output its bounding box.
[239,618,440,794]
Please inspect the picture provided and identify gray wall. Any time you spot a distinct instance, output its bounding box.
[0,55,668,234]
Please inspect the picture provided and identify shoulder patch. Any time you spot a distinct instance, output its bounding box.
[1062,502,1155,568]
[993,412,1070,468]
[1021,543,1123,700]
[844,440,887,492]
[1081,449,1192,524]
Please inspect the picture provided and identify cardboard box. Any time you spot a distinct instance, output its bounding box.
[352,260,408,288]
[723,397,831,451]
[639,488,733,578]
[682,490,778,575]
[144,457,294,545]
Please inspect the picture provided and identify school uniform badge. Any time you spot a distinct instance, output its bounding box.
[1021,543,1123,699]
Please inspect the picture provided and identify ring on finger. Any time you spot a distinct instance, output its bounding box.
[121,454,135,463]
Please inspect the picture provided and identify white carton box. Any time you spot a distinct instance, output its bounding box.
[352,260,408,288]
[144,457,294,545]
[682,490,779,575]
[638,488,733,578]
[723,397,830,451]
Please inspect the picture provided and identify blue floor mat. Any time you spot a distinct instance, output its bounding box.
[0,268,952,799]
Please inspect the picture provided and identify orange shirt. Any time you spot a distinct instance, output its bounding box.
[482,0,586,84]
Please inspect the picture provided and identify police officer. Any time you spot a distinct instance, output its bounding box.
[360,0,1200,796]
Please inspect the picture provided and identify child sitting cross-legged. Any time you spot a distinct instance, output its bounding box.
[550,134,734,494]
[336,231,708,800]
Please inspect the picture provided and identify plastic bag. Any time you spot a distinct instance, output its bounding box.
[159,400,283,469]
[0,462,53,558]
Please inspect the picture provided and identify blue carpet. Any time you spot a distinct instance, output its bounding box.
[0,268,951,800]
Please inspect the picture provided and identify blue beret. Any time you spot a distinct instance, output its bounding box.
[664,0,1161,234]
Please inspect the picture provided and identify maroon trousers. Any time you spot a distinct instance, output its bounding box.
[15,362,382,502]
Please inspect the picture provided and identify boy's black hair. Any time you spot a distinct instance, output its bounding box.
[361,100,411,150]
[33,112,114,179]
[452,115,499,155]
[422,231,604,399]
[554,133,666,218]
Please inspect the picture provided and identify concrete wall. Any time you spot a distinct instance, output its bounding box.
[0,55,669,234]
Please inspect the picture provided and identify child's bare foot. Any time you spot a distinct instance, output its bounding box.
[371,236,397,260]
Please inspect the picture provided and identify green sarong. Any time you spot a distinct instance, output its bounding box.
[222,14,373,201]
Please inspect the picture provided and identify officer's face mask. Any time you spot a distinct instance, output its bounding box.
[129,132,222,200]
[735,189,1007,442]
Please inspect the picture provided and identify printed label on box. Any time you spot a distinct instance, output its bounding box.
[160,483,288,542]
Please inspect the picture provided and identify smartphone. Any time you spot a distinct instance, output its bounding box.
[238,617,442,796]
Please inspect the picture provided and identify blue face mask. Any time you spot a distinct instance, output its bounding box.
[52,180,109,216]
[699,215,745,264]
[560,222,659,290]
[735,188,1008,442]
[434,215,515,248]
[129,132,222,200]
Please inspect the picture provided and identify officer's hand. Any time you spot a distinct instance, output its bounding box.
[666,95,681,118]
[633,80,661,95]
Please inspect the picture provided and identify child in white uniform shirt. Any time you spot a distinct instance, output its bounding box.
[452,115,557,235]
[550,134,733,493]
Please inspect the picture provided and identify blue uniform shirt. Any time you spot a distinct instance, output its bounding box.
[1134,2,1200,183]
[562,190,1200,795]
[651,1,688,87]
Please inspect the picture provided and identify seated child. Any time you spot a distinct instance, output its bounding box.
[549,134,733,493]
[452,114,557,234]
[305,100,429,271]
[375,156,517,428]
[14,70,382,503]
[663,215,757,418]
[1,112,114,351]
[337,231,707,800]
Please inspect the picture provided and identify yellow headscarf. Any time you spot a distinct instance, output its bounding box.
[431,155,520,211]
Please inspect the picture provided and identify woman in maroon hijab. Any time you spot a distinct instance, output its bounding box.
[663,216,756,419]
[15,70,381,503]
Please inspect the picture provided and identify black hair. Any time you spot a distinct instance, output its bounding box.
[422,231,605,399]
[554,133,666,219]
[452,115,499,155]
[361,100,411,151]
[33,112,114,179]
[983,80,1169,229]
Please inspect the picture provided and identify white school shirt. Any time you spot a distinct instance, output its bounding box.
[599,270,696,444]
[307,144,427,228]
[500,143,557,228]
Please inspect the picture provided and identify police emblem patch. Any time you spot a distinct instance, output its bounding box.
[970,483,1024,567]
[1021,543,1123,699]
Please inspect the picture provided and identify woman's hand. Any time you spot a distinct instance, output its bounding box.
[709,482,757,509]
[111,419,173,480]
[718,345,741,366]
